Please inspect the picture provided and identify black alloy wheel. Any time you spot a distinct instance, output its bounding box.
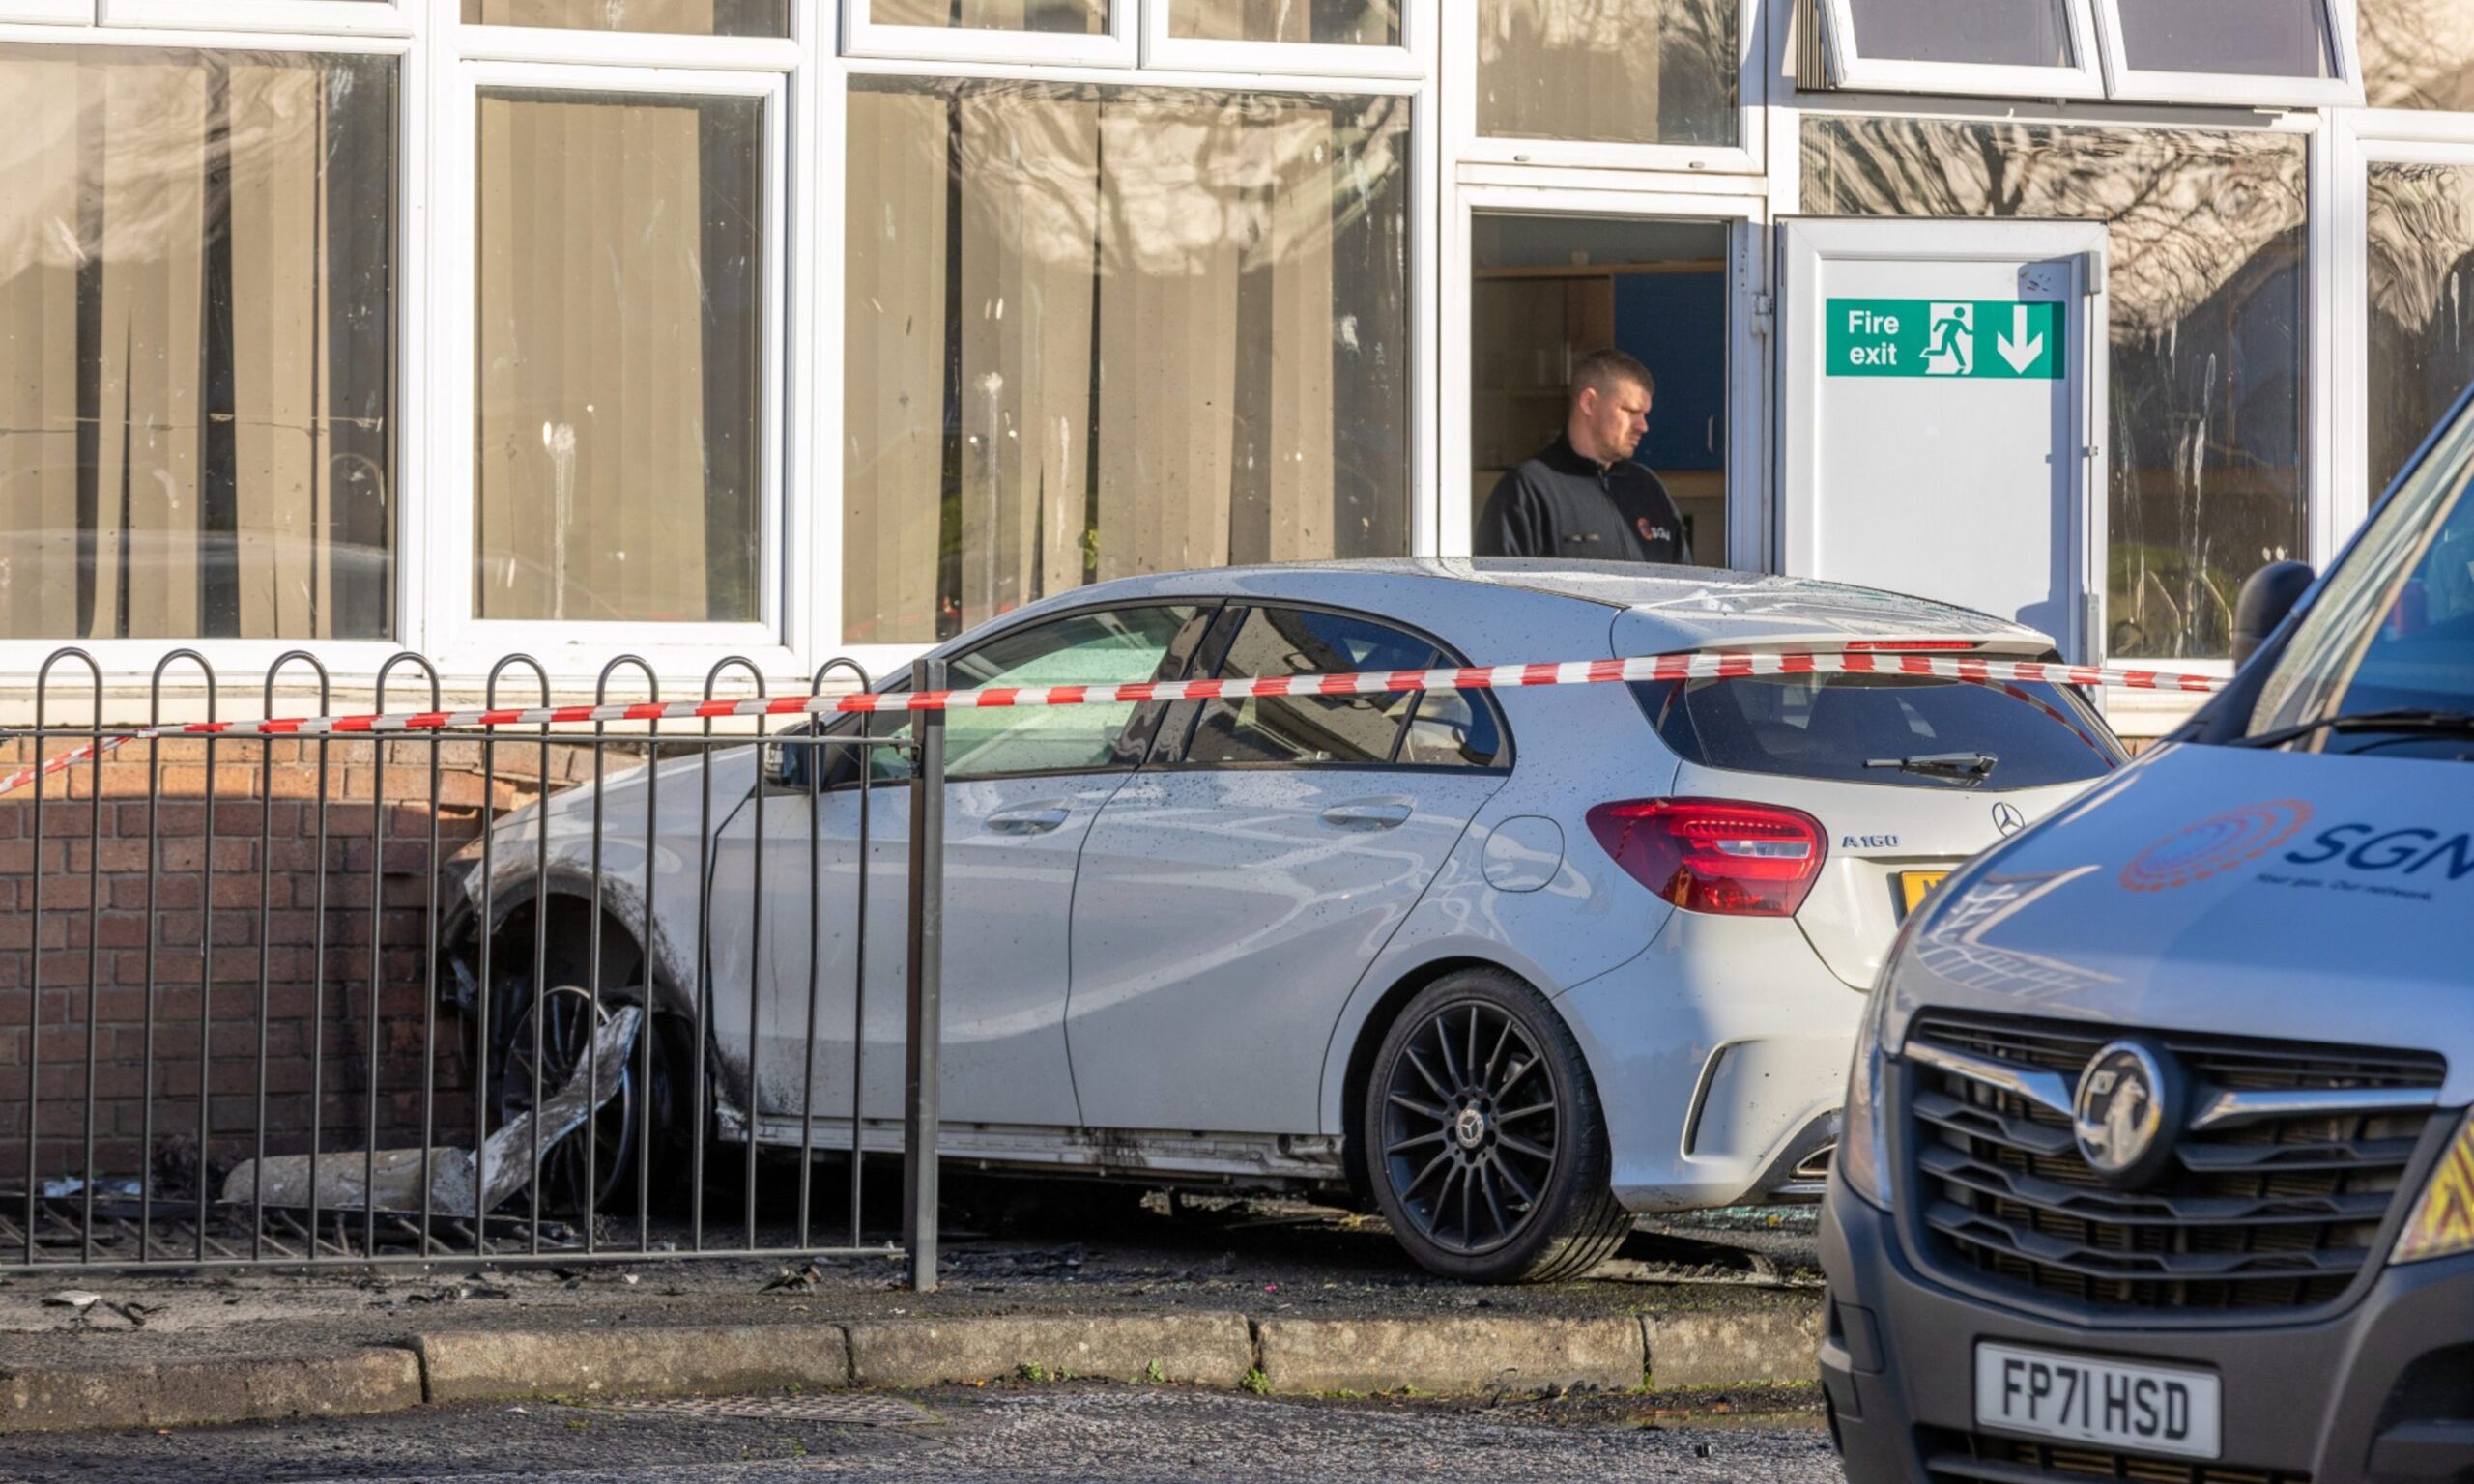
[1381,1000,1559,1256]
[1365,969,1631,1283]
[495,984,638,1217]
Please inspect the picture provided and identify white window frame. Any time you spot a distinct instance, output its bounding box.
[1439,184,1769,567]
[425,59,795,677]
[100,0,416,34]
[1449,0,1767,176]
[2325,109,2474,571]
[1139,0,1422,80]
[1813,0,2106,100]
[842,0,1138,68]
[2093,0,2364,107]
[0,1,90,23]
[0,16,419,695]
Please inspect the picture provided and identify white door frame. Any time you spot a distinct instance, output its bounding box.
[1440,184,1771,571]
[1775,216,2111,661]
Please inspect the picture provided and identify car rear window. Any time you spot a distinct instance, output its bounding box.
[1635,673,2122,791]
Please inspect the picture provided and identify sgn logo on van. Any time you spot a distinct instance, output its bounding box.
[2282,822,2474,880]
[2123,800,2474,896]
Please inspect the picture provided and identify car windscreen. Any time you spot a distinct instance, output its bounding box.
[1634,672,2122,790]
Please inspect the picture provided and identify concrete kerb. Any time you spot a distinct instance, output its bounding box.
[1,1348,423,1434]
[844,1313,1255,1388]
[0,1301,1823,1434]
[1254,1316,1646,1396]
[415,1323,858,1405]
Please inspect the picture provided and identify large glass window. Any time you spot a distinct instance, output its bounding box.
[475,89,765,625]
[2361,0,2474,111]
[843,79,1411,645]
[1804,119,2309,662]
[1845,0,2074,67]
[2107,0,2336,79]
[1477,0,1737,150]
[868,0,1108,31]
[461,0,791,31]
[2369,163,2474,501]
[1816,0,2102,98]
[0,45,395,642]
[1168,0,1400,43]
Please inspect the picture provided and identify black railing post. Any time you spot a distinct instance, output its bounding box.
[902,658,945,1294]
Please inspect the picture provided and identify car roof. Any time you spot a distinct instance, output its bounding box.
[1028,559,2055,659]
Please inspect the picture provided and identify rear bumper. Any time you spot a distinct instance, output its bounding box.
[1554,912,1863,1213]
[1821,1172,2474,1483]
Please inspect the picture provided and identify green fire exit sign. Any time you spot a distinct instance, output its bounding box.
[1826,299,2063,380]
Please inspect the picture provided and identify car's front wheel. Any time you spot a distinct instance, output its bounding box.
[1363,969,1630,1283]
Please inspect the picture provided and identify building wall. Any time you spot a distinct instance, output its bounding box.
[0,734,599,1187]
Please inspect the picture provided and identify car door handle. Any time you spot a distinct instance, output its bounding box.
[985,804,1072,835]
[1320,800,1413,829]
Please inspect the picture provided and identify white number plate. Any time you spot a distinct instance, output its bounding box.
[1975,1343,2222,1460]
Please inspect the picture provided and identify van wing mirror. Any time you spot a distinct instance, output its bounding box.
[2232,560,2315,667]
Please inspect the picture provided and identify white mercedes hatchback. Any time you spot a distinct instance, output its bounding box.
[445,560,2126,1282]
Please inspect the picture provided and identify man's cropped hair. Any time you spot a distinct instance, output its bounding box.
[1569,347,1655,409]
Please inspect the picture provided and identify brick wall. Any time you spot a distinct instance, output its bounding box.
[0,734,607,1195]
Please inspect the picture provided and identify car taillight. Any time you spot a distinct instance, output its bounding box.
[1584,798,1827,918]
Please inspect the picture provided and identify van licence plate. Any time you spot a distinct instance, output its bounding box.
[1974,1343,2222,1460]
[1896,870,1949,917]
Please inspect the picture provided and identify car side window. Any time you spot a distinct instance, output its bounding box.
[1182,607,1436,767]
[1398,685,1503,768]
[849,605,1209,783]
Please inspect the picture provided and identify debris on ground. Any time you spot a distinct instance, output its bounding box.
[218,1007,640,1217]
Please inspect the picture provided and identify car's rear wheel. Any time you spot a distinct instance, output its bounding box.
[1364,968,1629,1283]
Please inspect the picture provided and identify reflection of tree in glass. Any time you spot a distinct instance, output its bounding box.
[2359,0,2474,111]
[1477,0,1737,149]
[1803,119,2308,661]
[2367,165,2474,499]
[1171,0,1403,45]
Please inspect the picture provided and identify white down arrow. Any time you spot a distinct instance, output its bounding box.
[1996,305,2044,373]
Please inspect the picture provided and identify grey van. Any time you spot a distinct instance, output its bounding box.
[1819,390,2474,1482]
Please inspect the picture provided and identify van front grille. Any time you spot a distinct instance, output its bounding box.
[1920,1427,2309,1483]
[1902,1013,2446,1316]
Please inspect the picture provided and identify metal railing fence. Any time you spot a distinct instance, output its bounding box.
[0,649,946,1290]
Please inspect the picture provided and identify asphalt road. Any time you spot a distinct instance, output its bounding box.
[0,1383,1841,1484]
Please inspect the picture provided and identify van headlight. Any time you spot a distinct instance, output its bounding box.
[2394,1110,2474,1265]
[1837,986,1894,1210]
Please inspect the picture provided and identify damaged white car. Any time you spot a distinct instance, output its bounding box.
[441,560,2125,1282]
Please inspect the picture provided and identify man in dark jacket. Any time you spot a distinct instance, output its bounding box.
[1477,348,1693,564]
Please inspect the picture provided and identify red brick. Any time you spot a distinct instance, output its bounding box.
[90,913,153,950]
[211,873,275,911]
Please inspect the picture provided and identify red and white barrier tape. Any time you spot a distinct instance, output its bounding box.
[0,650,2223,800]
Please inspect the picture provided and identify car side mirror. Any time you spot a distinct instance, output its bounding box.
[2231,561,2315,667]
[763,727,817,792]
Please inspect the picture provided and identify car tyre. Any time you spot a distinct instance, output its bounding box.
[1363,968,1628,1284]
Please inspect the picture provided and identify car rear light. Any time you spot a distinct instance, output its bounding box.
[1841,639,1978,651]
[1585,798,1827,918]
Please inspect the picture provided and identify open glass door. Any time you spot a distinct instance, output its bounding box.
[1449,194,1764,569]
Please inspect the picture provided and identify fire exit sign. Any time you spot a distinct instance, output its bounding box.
[1826,299,2063,380]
